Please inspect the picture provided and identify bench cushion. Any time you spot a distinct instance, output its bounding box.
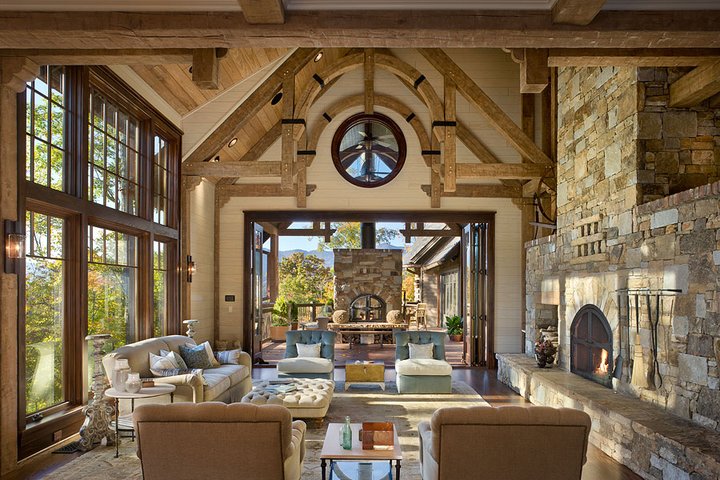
[277,357,334,374]
[395,358,452,376]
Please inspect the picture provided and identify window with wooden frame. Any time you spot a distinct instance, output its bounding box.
[18,65,182,458]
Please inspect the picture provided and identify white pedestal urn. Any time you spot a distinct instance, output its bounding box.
[79,334,115,451]
[183,319,199,339]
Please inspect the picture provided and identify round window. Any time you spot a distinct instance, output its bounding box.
[331,112,406,188]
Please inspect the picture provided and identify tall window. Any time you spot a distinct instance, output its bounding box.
[88,91,141,215]
[153,135,173,226]
[153,241,168,337]
[25,66,67,191]
[24,211,65,415]
[87,226,138,348]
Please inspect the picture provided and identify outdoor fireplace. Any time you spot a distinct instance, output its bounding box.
[350,294,386,322]
[570,305,613,388]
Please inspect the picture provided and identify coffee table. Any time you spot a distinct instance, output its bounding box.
[345,361,385,391]
[105,384,175,458]
[320,422,402,480]
[242,378,335,418]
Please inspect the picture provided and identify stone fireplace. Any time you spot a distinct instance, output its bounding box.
[333,249,402,316]
[570,305,613,388]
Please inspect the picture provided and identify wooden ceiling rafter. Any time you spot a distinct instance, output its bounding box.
[547,48,720,67]
[669,59,720,107]
[237,0,285,25]
[0,48,195,65]
[551,0,607,26]
[421,184,522,199]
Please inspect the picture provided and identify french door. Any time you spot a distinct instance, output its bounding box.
[251,223,265,360]
[462,223,492,366]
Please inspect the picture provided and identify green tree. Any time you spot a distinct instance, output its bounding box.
[278,252,333,304]
[316,222,399,251]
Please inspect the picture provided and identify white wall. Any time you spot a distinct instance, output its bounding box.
[189,178,215,343]
[211,48,524,353]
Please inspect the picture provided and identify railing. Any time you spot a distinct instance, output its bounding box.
[262,301,329,331]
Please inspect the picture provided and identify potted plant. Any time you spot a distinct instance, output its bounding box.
[288,300,299,330]
[534,338,557,368]
[270,297,291,341]
[445,315,463,342]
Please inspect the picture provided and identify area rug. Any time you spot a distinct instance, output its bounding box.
[48,381,487,480]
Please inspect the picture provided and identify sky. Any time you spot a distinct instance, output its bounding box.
[278,222,407,251]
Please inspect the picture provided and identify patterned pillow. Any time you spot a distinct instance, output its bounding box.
[408,342,434,360]
[296,343,322,358]
[187,341,221,367]
[215,349,242,365]
[149,351,178,376]
[159,349,188,370]
[179,343,214,369]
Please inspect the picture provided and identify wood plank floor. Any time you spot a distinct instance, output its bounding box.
[5,366,641,480]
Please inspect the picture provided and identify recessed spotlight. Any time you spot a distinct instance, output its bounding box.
[188,66,193,74]
[271,91,283,105]
[228,137,238,148]
[314,51,324,63]
[212,156,220,162]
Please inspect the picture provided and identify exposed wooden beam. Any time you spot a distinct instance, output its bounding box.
[182,161,281,177]
[278,227,336,237]
[217,183,317,197]
[238,0,285,25]
[419,49,552,166]
[709,92,720,109]
[520,49,549,94]
[399,226,461,237]
[0,48,194,65]
[364,48,375,114]
[281,75,296,189]
[552,0,606,26]
[669,59,720,107]
[548,48,720,67]
[456,163,552,180]
[456,123,500,164]
[296,158,307,208]
[192,48,219,90]
[184,48,318,164]
[443,77,457,192]
[2,11,720,49]
[421,184,522,198]
[522,178,542,198]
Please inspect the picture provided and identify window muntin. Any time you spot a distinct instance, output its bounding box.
[24,211,65,415]
[25,66,67,191]
[153,241,168,337]
[88,91,141,215]
[153,135,174,226]
[87,226,138,348]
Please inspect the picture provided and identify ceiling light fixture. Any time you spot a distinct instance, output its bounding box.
[228,137,238,148]
[213,156,220,162]
[271,91,283,105]
[188,66,193,74]
[314,51,324,62]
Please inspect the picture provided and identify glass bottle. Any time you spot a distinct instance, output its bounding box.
[341,416,352,450]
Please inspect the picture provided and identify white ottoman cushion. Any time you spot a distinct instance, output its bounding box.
[277,357,334,374]
[242,378,335,418]
[395,358,452,376]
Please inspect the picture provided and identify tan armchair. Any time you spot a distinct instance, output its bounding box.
[134,402,306,480]
[418,405,591,480]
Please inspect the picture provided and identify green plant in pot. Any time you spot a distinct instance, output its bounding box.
[445,315,463,342]
[270,297,291,341]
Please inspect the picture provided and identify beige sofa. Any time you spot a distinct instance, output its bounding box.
[418,405,592,480]
[102,335,252,403]
[134,402,305,480]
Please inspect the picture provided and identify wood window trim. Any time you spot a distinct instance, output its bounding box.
[16,65,182,459]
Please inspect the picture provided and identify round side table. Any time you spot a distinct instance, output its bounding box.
[105,384,176,458]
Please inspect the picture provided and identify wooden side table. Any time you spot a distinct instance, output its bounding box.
[345,361,385,391]
[105,384,176,458]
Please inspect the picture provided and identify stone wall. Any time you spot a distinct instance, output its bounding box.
[637,67,720,203]
[525,65,720,431]
[333,249,402,313]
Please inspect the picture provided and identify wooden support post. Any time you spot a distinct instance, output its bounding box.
[430,135,442,208]
[520,49,549,94]
[192,49,219,90]
[443,76,457,192]
[520,92,536,353]
[281,76,296,190]
[364,48,374,114]
[296,158,307,208]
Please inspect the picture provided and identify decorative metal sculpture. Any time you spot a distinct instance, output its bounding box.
[79,334,115,451]
[183,319,199,339]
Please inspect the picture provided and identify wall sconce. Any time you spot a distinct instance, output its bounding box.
[186,255,196,283]
[4,220,25,274]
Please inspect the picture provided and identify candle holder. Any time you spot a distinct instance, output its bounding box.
[183,319,199,339]
[79,334,115,451]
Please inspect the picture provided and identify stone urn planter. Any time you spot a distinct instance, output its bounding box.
[449,334,463,342]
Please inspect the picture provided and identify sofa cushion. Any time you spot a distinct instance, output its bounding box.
[277,357,333,374]
[207,364,249,387]
[396,358,452,376]
[202,373,232,401]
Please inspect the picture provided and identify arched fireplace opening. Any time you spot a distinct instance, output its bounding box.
[570,305,613,388]
[350,294,386,322]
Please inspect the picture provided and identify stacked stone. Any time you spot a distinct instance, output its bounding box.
[333,249,402,312]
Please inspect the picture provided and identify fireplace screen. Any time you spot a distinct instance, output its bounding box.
[350,294,386,322]
[570,305,613,388]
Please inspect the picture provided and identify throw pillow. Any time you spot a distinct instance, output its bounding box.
[408,342,434,360]
[215,349,242,365]
[195,341,221,367]
[149,352,179,376]
[159,349,189,370]
[151,368,208,385]
[179,343,214,369]
[296,343,322,358]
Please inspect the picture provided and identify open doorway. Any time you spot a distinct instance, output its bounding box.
[244,211,494,368]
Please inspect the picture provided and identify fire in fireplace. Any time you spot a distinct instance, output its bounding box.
[570,305,613,388]
[349,294,386,322]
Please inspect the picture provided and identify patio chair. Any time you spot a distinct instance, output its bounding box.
[277,330,336,379]
[394,330,451,393]
[415,303,428,330]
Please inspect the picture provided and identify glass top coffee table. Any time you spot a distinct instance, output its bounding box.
[320,422,402,480]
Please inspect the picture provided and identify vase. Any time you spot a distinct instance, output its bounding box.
[112,359,131,392]
[125,372,142,393]
[535,354,547,368]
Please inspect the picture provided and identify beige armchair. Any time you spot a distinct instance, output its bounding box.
[418,405,591,480]
[134,402,306,480]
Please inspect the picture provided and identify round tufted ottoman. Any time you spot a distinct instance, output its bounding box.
[241,378,335,418]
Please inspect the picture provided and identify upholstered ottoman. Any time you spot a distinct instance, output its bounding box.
[241,378,335,418]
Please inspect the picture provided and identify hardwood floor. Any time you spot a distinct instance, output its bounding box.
[5,366,641,480]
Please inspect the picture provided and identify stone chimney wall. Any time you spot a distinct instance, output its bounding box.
[333,249,402,313]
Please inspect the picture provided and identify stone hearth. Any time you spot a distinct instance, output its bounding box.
[333,249,402,315]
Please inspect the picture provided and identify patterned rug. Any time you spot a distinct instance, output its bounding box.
[48,381,487,480]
